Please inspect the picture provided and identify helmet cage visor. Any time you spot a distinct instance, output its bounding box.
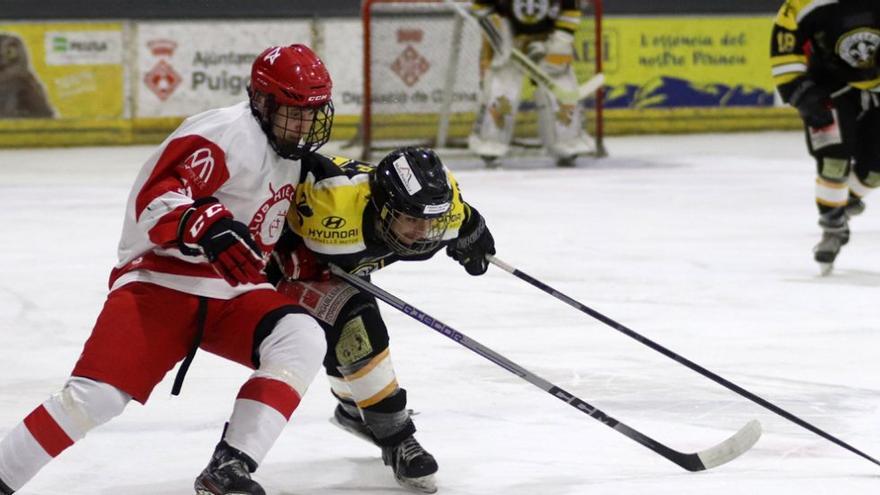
[376,205,451,256]
[254,90,334,160]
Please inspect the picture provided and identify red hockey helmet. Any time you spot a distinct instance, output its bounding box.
[249,44,334,159]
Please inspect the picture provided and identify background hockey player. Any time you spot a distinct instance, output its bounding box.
[771,0,880,274]
[269,147,496,493]
[0,44,335,495]
[467,0,595,167]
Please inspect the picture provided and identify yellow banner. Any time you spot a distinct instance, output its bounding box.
[0,22,126,120]
[576,16,777,109]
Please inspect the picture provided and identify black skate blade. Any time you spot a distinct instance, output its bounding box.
[813,250,838,263]
[481,156,501,169]
[329,415,376,445]
[329,408,417,445]
[395,473,437,494]
[845,199,865,217]
[195,477,264,495]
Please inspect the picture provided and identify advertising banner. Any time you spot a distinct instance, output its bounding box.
[353,12,481,117]
[583,16,777,109]
[135,21,312,118]
[0,22,126,120]
[0,15,796,148]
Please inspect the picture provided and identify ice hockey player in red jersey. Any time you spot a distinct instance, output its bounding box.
[0,44,335,495]
[268,147,496,493]
[771,0,880,274]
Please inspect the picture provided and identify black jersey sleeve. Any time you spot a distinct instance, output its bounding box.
[770,1,814,102]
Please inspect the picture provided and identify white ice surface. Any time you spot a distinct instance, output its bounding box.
[0,132,878,494]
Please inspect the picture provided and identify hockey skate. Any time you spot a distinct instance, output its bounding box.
[467,133,507,170]
[844,195,866,218]
[813,213,849,276]
[555,155,577,168]
[382,436,438,493]
[329,404,419,445]
[547,129,594,168]
[194,441,265,495]
[329,404,377,445]
[480,155,501,169]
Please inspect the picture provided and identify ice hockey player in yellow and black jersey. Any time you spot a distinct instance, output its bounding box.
[771,0,880,274]
[267,147,495,493]
[467,0,594,167]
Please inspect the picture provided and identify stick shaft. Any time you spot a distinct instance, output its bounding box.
[329,265,751,471]
[488,255,880,468]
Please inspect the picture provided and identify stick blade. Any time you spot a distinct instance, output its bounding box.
[692,419,762,471]
[577,72,605,100]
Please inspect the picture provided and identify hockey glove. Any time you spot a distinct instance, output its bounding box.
[447,206,495,276]
[270,242,329,282]
[178,198,266,286]
[789,79,834,129]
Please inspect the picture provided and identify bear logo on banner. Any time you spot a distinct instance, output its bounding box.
[0,33,55,118]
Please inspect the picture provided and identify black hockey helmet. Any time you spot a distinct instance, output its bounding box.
[370,147,453,256]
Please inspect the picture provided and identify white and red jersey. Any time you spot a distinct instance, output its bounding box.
[110,101,299,299]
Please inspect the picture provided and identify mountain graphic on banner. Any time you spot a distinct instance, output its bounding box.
[603,76,774,108]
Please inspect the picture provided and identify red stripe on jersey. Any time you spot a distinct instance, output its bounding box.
[237,377,302,420]
[109,251,222,287]
[146,203,191,247]
[23,405,74,458]
[134,135,230,244]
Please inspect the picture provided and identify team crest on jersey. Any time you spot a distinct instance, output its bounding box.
[293,187,314,226]
[351,256,392,276]
[249,183,295,252]
[512,0,559,24]
[837,28,880,69]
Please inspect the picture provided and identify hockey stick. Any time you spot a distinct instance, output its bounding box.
[577,72,605,101]
[329,264,761,472]
[444,0,602,104]
[488,255,880,469]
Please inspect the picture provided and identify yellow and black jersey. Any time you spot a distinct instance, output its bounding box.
[771,0,880,100]
[287,153,469,276]
[471,0,582,36]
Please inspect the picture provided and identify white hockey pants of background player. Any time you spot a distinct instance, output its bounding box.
[468,48,594,163]
[0,313,326,492]
[468,61,521,160]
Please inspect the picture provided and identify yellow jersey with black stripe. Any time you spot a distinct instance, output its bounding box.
[286,153,470,276]
[471,0,582,36]
[771,0,880,99]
